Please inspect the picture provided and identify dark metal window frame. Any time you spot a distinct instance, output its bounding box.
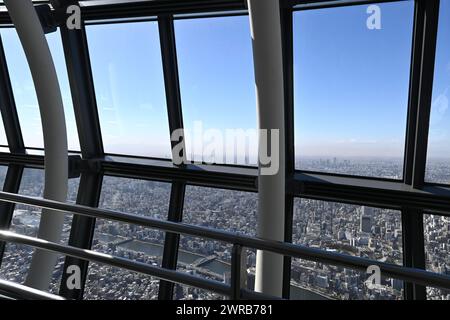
[0,0,445,300]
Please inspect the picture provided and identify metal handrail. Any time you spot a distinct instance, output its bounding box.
[0,278,65,300]
[0,190,450,299]
[0,231,231,297]
[0,231,279,300]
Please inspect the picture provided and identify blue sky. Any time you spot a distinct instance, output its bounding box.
[294,1,414,158]
[174,16,257,162]
[86,21,171,158]
[0,0,448,161]
[0,28,79,150]
[428,0,450,160]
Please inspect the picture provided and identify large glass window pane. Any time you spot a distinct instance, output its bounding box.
[84,176,171,300]
[0,28,80,150]
[0,168,79,294]
[292,198,403,299]
[290,259,404,300]
[423,214,450,300]
[426,0,450,184]
[175,16,257,166]
[175,186,257,300]
[86,22,171,159]
[182,186,257,235]
[294,2,414,179]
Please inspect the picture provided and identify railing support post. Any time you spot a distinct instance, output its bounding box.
[231,244,242,299]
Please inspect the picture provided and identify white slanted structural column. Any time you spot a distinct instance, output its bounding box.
[247,0,286,297]
[4,0,68,290]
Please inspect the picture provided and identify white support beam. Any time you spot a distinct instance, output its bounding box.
[247,0,286,297]
[4,0,68,290]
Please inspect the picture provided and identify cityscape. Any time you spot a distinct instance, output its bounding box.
[0,158,448,300]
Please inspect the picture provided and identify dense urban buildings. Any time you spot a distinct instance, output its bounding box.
[0,159,448,300]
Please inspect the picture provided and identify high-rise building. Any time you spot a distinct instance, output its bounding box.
[360,207,373,233]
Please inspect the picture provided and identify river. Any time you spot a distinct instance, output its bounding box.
[97,233,329,300]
